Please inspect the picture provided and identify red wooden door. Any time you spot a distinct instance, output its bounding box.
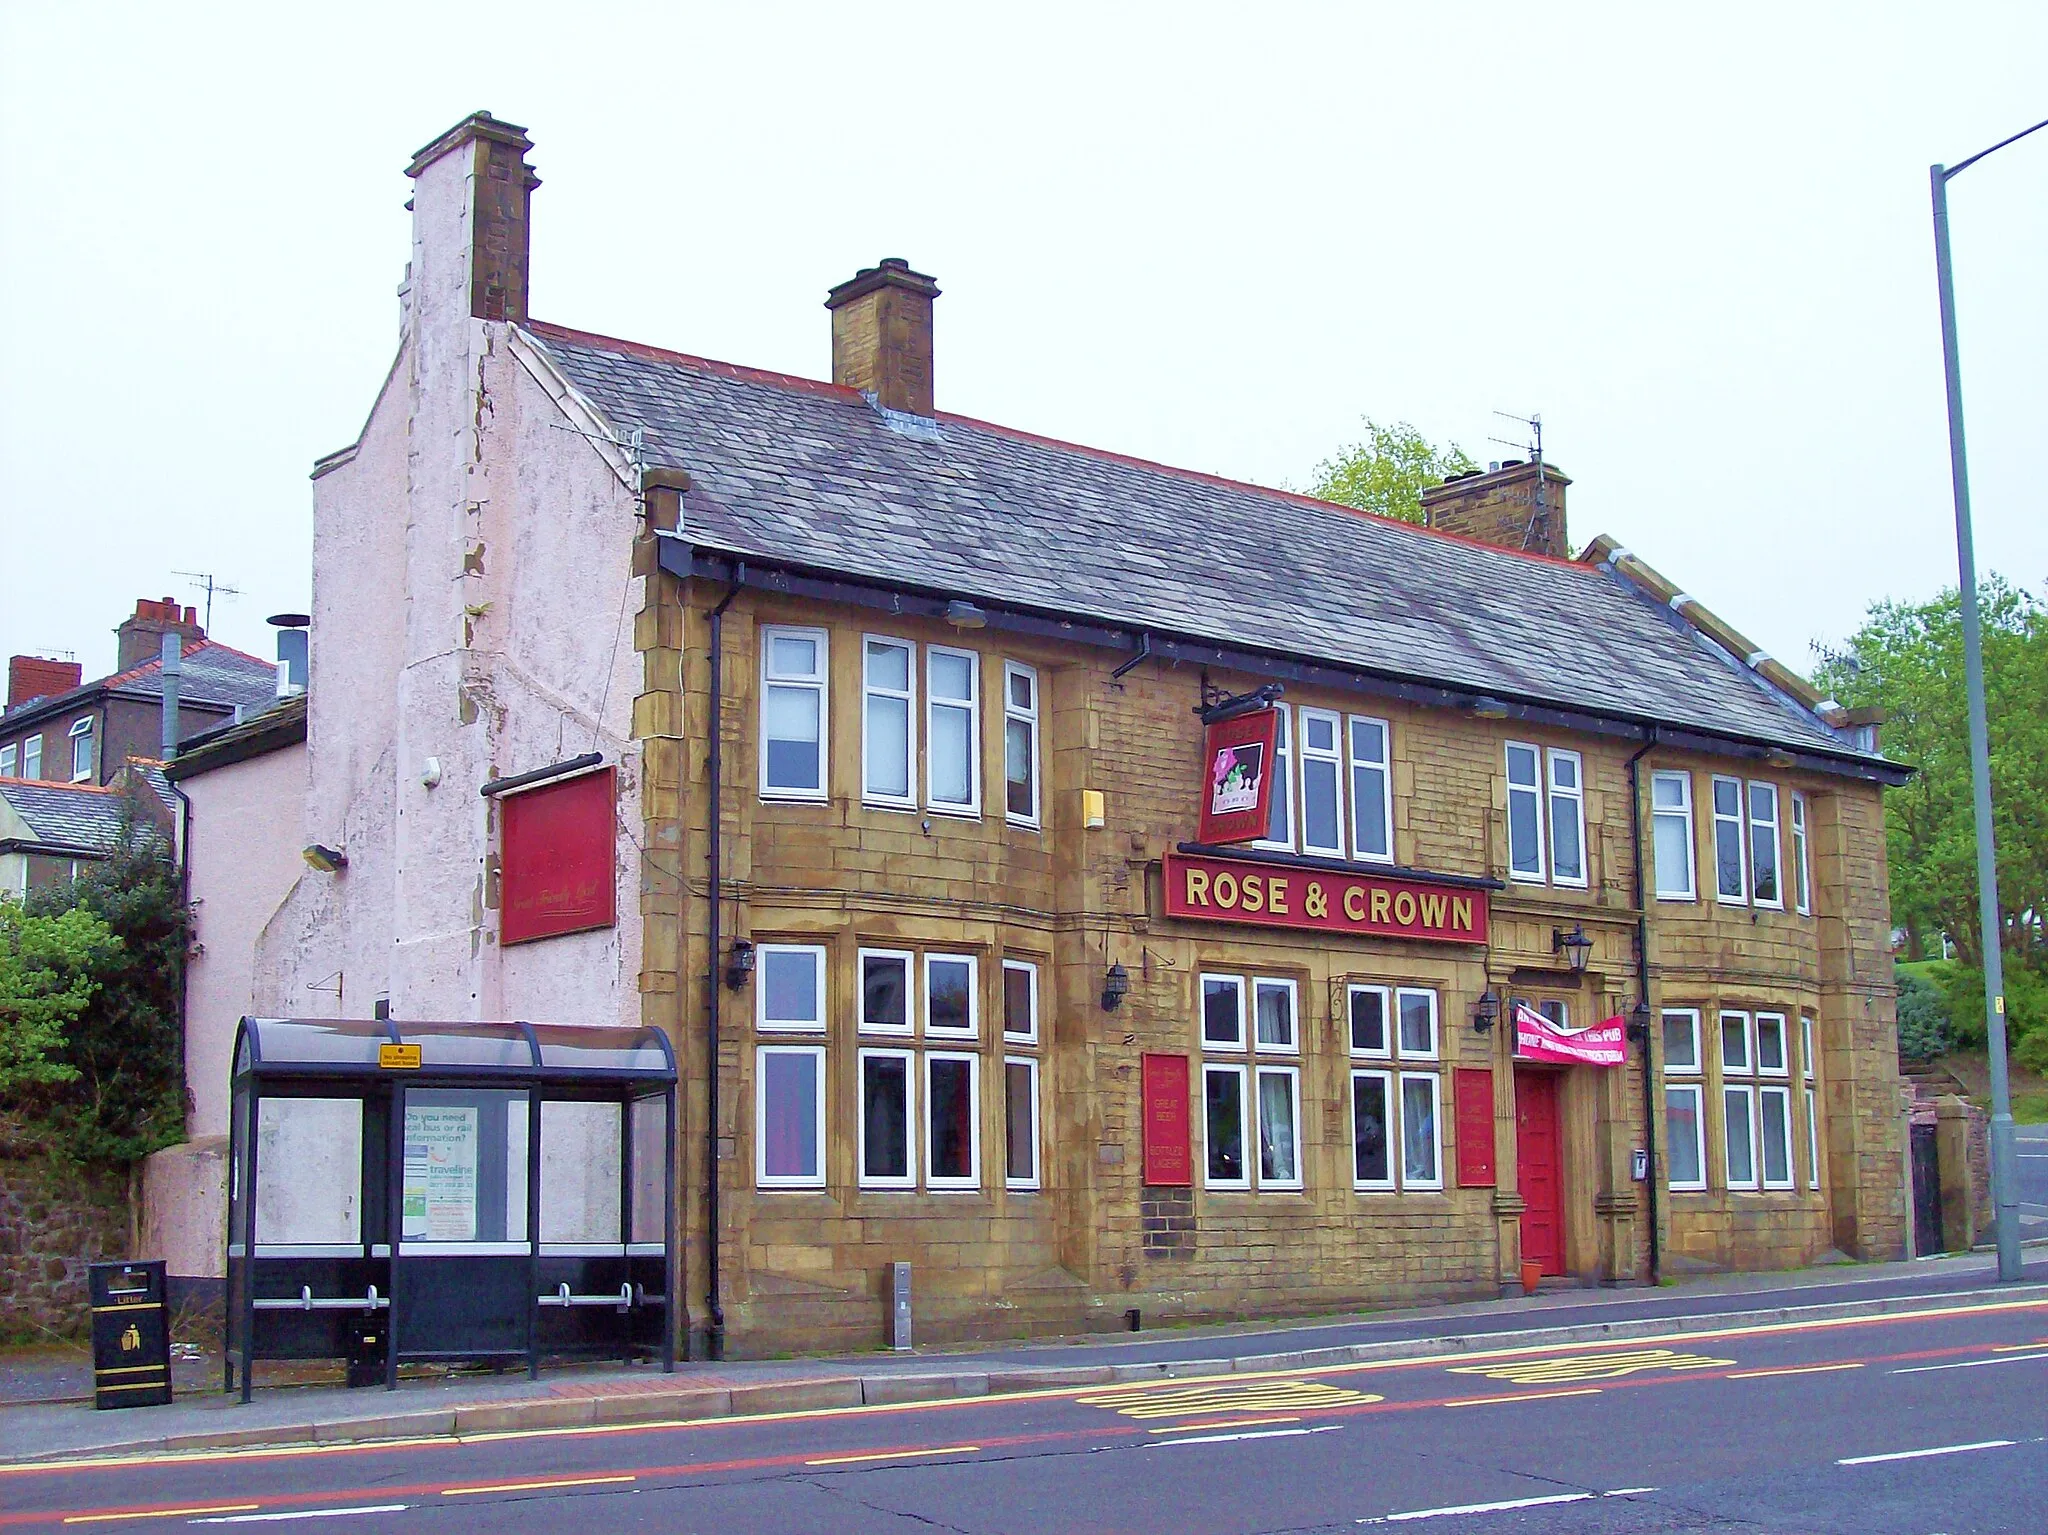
[1515,1070,1564,1276]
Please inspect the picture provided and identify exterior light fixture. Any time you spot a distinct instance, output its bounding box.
[1473,991,1500,1034]
[1101,961,1131,1011]
[724,938,757,992]
[1626,998,1653,1046]
[302,844,348,873]
[944,599,987,629]
[1552,924,1594,973]
[1468,696,1510,720]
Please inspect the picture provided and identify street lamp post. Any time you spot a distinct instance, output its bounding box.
[1929,115,2048,1284]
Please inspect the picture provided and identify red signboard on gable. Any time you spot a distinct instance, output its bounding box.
[1141,1053,1192,1186]
[1162,850,1489,946]
[500,767,617,946]
[1196,708,1281,846]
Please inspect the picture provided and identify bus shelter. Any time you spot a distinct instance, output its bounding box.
[225,1017,676,1399]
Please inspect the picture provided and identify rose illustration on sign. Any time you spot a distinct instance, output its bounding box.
[1210,743,1265,814]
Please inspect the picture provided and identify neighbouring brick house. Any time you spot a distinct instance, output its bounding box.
[245,112,1909,1361]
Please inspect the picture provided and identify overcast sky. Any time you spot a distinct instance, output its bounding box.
[3,4,2042,687]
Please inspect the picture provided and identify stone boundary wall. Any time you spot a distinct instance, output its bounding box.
[0,1152,131,1338]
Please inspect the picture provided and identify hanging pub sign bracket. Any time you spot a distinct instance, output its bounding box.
[1194,673,1285,724]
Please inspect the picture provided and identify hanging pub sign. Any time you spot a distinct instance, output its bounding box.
[1163,849,1489,945]
[500,767,617,945]
[1196,708,1282,845]
[1514,1003,1626,1067]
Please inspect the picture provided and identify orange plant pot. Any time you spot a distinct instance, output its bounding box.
[1519,1259,1542,1295]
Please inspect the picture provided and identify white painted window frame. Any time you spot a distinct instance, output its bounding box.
[1757,1084,1797,1191]
[1748,780,1784,910]
[1395,986,1440,1062]
[1651,769,1697,901]
[1711,774,1748,904]
[856,1046,918,1190]
[856,948,915,1037]
[1505,741,1547,883]
[1719,1010,1753,1075]
[1200,973,1247,1051]
[1347,983,1392,1059]
[922,1050,982,1190]
[1252,704,1295,853]
[1347,714,1394,863]
[922,953,979,1039]
[1349,1068,1397,1191]
[21,734,41,780]
[759,625,829,802]
[1546,748,1588,888]
[1791,791,1812,915]
[1398,1071,1444,1191]
[0,742,14,776]
[1001,958,1039,1044]
[1662,1008,1702,1075]
[924,645,982,817]
[754,1044,827,1189]
[1202,1062,1251,1191]
[860,635,917,809]
[1296,706,1347,858]
[1665,1083,1708,1192]
[1003,1053,1042,1191]
[68,716,94,782]
[1806,1084,1823,1191]
[1754,1012,1790,1077]
[1254,1063,1305,1191]
[1002,660,1040,828]
[1802,1016,1817,1081]
[1252,976,1299,1055]
[1723,1084,1760,1192]
[755,944,828,1034]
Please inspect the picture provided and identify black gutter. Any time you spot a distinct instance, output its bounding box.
[702,566,744,1361]
[478,752,604,799]
[657,538,1909,789]
[1175,842,1505,892]
[1625,727,1660,1285]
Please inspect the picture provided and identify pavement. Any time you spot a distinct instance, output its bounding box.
[4,1247,2045,1469]
[3,1261,2046,1532]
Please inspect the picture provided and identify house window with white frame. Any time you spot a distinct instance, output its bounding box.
[1003,662,1039,825]
[1297,708,1345,856]
[1790,791,1812,915]
[761,627,828,799]
[754,943,829,1188]
[1748,783,1783,908]
[1256,705,1294,851]
[1002,958,1041,1190]
[1718,1009,1792,1192]
[69,717,94,782]
[1752,1011,1795,1189]
[1348,715,1393,862]
[861,637,916,807]
[1719,1010,1757,1190]
[926,648,980,814]
[1199,972,1301,1192]
[1346,983,1442,1192]
[1548,749,1586,886]
[1662,1008,1706,1191]
[22,734,42,781]
[1651,770,1696,900]
[1802,1014,1822,1190]
[1506,743,1545,880]
[1508,743,1587,888]
[0,742,15,777]
[1711,776,1747,903]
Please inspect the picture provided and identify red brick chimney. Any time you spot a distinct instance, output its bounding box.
[826,259,940,417]
[406,112,540,323]
[8,655,83,710]
[1420,460,1572,559]
[116,597,205,672]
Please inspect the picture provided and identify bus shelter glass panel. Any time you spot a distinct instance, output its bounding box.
[539,1100,622,1245]
[531,1024,670,1073]
[400,1088,530,1248]
[251,1018,392,1066]
[399,1022,535,1071]
[629,1094,668,1247]
[256,1098,363,1248]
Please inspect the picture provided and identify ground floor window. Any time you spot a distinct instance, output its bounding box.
[1200,971,1303,1194]
[1664,1002,1820,1197]
[1005,1056,1040,1189]
[757,1045,826,1188]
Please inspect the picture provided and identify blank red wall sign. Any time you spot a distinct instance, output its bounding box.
[500,767,617,945]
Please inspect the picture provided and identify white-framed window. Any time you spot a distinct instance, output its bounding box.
[1255,1065,1303,1190]
[1252,977,1298,1053]
[925,647,980,814]
[1350,1070,1395,1190]
[858,948,914,1036]
[760,626,828,800]
[1506,742,1546,881]
[1748,782,1782,909]
[22,735,41,781]
[1251,705,1294,851]
[1790,791,1812,915]
[755,1044,826,1188]
[1396,987,1438,1059]
[0,743,15,777]
[68,717,94,782]
[1651,770,1696,900]
[1004,1055,1041,1190]
[1399,1072,1443,1190]
[924,954,978,1038]
[1348,715,1393,863]
[1806,1084,1823,1191]
[1662,1008,1701,1076]
[1547,749,1586,887]
[1758,1085,1796,1190]
[1723,1083,1759,1191]
[1001,959,1039,1044]
[1203,1063,1250,1189]
[1665,1081,1707,1192]
[1712,775,1747,903]
[1201,973,1246,1050]
[1801,1015,1817,1081]
[1755,1013,1789,1076]
[857,1047,917,1188]
[1347,984,1391,1058]
[757,944,827,1033]
[924,1051,980,1188]
[861,636,916,807]
[1002,661,1039,826]
[1297,707,1346,856]
[1719,1010,1752,1076]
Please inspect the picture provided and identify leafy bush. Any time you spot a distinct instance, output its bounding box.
[1936,959,2048,1057]
[1895,967,1951,1062]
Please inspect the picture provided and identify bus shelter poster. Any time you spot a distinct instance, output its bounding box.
[402,1105,479,1241]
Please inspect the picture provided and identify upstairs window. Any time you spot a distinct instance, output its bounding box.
[761,627,827,800]
[1711,775,1747,903]
[1748,782,1782,908]
[1348,715,1393,862]
[0,743,15,777]
[1297,708,1345,856]
[1651,771,1696,900]
[22,735,42,780]
[1790,792,1812,915]
[1505,743,1545,880]
[1548,750,1586,886]
[1508,743,1586,887]
[69,717,95,782]
[1256,706,1294,851]
[926,648,980,813]
[861,638,916,807]
[1003,662,1039,825]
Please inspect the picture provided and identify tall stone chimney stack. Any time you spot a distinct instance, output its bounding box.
[825,259,940,417]
[1420,460,1572,559]
[405,112,540,324]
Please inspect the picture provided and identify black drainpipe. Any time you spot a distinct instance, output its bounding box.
[703,566,743,1360]
[1625,726,1661,1284]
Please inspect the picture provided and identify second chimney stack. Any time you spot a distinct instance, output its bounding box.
[826,259,940,418]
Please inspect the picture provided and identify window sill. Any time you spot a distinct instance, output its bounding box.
[760,791,829,806]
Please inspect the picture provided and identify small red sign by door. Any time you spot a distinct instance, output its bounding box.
[500,767,617,945]
[1454,1068,1496,1187]
[1196,709,1282,845]
[1141,1053,1192,1186]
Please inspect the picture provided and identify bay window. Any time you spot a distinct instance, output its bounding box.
[1712,776,1747,902]
[1748,783,1782,908]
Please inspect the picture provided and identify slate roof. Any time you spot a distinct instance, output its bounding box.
[165,693,308,780]
[1,640,280,736]
[0,778,133,857]
[524,322,1883,769]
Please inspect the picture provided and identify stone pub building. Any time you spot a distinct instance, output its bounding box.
[244,113,1909,1358]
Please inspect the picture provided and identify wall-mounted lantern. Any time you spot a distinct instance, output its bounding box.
[1472,991,1501,1034]
[1101,962,1131,1011]
[1552,924,1594,973]
[724,938,757,992]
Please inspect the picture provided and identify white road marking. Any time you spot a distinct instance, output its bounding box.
[1153,1424,1344,1447]
[1360,1492,1595,1523]
[1838,1440,2015,1465]
[191,1509,409,1525]
[1891,1352,2048,1375]
[1604,1487,1659,1496]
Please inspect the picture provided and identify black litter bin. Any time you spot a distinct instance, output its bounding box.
[89,1260,172,1409]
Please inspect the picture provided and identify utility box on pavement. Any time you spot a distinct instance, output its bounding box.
[89,1260,172,1409]
[890,1262,912,1351]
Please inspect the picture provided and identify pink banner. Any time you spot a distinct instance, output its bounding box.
[1515,1004,1626,1067]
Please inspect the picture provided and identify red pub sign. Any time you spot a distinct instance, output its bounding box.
[1140,1053,1192,1185]
[1196,708,1282,845]
[1162,849,1489,945]
[500,767,618,945]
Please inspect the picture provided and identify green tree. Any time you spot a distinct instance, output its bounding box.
[1814,577,2048,969]
[0,901,118,1094]
[1305,419,1480,526]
